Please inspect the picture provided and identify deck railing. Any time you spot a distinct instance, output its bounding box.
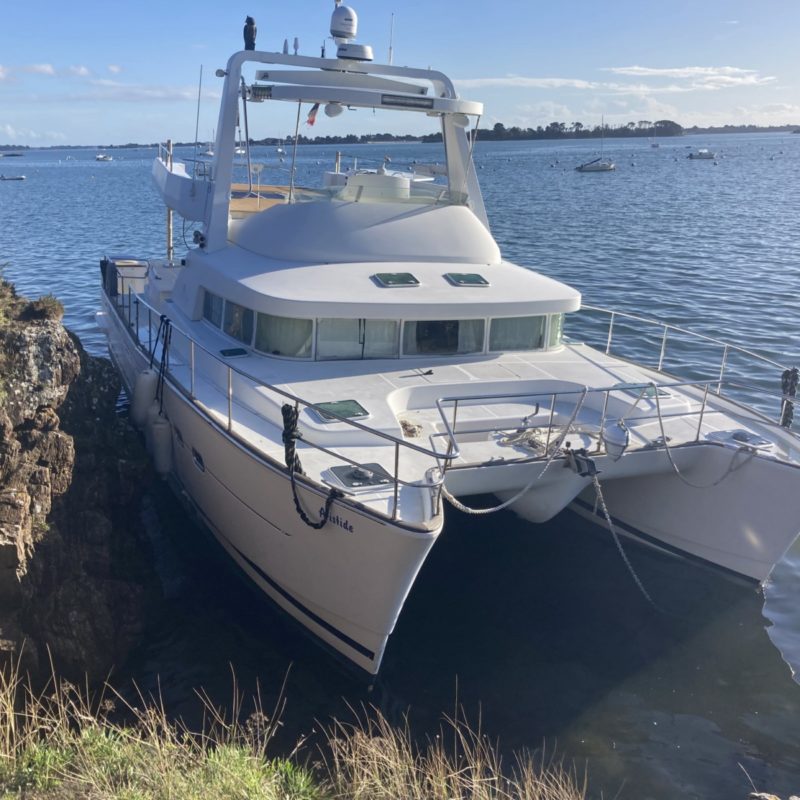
[434,375,799,471]
[106,271,799,514]
[575,304,793,418]
[108,277,456,522]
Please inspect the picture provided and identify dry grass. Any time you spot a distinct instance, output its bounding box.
[0,660,318,799]
[19,294,64,322]
[0,658,585,800]
[323,704,586,800]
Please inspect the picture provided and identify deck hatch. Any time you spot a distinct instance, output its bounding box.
[220,347,249,358]
[331,463,393,488]
[444,272,489,287]
[310,399,369,423]
[372,272,420,287]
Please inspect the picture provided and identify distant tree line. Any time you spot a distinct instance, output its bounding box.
[474,119,685,141]
[3,121,799,151]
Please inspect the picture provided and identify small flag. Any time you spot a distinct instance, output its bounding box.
[306,103,320,126]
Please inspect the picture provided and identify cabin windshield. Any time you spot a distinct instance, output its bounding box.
[216,76,478,212]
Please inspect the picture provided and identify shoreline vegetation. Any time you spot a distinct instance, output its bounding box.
[2,122,799,151]
[0,660,586,800]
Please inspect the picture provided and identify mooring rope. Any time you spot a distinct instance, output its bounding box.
[281,404,343,530]
[155,317,172,415]
[149,314,166,369]
[441,387,589,515]
[652,383,756,488]
[780,367,799,428]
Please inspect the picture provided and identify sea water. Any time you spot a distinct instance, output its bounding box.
[2,133,799,797]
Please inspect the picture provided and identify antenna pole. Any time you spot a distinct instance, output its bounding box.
[388,12,395,65]
[193,65,203,159]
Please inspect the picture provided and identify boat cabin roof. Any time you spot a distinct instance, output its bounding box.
[185,246,581,320]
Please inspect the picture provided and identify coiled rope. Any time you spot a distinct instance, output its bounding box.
[441,387,589,515]
[281,404,343,529]
[780,367,799,429]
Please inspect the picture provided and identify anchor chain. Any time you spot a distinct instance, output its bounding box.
[281,404,343,530]
[589,474,664,611]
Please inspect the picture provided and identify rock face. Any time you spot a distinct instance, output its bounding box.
[0,281,157,681]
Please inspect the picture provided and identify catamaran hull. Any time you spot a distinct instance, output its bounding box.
[564,445,800,582]
[445,441,800,582]
[102,298,441,675]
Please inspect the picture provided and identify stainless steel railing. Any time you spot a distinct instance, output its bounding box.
[109,278,455,521]
[578,304,787,392]
[108,272,799,514]
[434,376,799,469]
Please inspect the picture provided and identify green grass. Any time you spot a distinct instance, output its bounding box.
[0,660,585,800]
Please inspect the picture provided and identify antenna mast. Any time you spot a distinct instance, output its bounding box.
[388,12,395,64]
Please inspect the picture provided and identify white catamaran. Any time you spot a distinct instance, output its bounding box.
[98,1,800,674]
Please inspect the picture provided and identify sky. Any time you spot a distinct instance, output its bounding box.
[1,0,799,146]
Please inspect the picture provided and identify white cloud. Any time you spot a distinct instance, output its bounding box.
[606,65,754,78]
[24,63,56,76]
[0,65,8,81]
[723,19,740,25]
[457,65,777,100]
[1,122,68,142]
[80,79,220,103]
[456,76,597,90]
[69,65,91,77]
[604,65,776,90]
[108,64,122,74]
[508,100,574,128]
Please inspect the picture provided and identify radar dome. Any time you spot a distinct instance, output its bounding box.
[331,2,357,41]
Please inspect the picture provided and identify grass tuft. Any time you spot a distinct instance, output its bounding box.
[19,294,65,322]
[0,657,585,800]
[323,704,586,800]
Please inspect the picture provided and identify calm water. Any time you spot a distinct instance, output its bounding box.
[2,134,800,798]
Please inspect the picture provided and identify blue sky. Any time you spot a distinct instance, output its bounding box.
[1,0,799,146]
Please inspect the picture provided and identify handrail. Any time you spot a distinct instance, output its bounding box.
[108,278,457,521]
[109,274,798,511]
[580,304,787,372]
[434,377,800,464]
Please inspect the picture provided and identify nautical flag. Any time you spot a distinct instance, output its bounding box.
[306,103,320,126]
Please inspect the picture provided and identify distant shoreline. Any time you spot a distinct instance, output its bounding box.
[2,123,798,151]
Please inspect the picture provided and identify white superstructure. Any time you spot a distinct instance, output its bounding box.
[98,2,800,675]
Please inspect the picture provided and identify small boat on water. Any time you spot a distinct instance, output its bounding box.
[575,157,615,172]
[576,116,614,171]
[98,0,800,675]
[688,148,716,160]
[0,175,26,181]
[95,153,113,162]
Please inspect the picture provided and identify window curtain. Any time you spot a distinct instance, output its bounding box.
[457,320,485,353]
[256,314,312,357]
[490,316,545,351]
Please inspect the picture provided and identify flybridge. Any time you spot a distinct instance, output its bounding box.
[246,75,477,116]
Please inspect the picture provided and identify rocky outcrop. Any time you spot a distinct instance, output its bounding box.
[0,281,157,681]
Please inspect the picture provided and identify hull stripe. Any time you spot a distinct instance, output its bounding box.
[218,533,377,661]
[571,497,757,583]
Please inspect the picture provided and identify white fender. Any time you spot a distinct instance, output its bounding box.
[131,369,159,429]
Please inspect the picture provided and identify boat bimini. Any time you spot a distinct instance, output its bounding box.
[97,1,800,675]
